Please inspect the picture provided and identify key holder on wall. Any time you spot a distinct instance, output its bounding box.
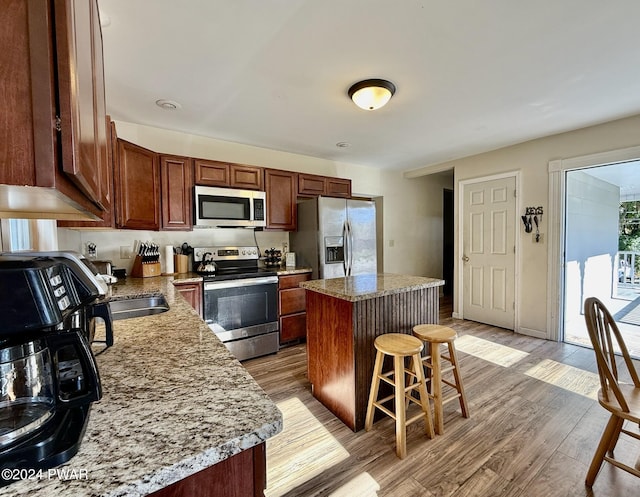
[521,206,543,242]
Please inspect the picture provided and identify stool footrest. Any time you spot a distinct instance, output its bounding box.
[374,402,396,420]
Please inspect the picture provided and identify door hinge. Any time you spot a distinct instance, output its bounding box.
[513,189,517,198]
[54,115,62,132]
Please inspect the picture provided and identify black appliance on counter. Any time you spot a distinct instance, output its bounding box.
[193,246,279,361]
[0,254,106,480]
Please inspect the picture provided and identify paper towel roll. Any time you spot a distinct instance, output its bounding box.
[164,245,175,274]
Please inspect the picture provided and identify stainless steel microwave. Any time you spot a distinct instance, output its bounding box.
[194,186,266,228]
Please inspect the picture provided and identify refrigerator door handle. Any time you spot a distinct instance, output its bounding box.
[347,220,354,276]
[342,221,348,276]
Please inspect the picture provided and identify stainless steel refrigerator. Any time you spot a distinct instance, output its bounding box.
[290,196,377,279]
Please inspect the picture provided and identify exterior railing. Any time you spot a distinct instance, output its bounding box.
[618,251,640,286]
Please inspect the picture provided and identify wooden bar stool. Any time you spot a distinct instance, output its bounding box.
[412,324,469,435]
[365,333,435,458]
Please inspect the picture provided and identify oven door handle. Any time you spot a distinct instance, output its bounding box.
[204,276,278,291]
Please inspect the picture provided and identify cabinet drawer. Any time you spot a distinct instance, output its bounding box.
[278,272,311,290]
[279,287,306,315]
[280,312,307,343]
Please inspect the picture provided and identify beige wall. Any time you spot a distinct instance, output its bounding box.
[98,121,451,279]
[409,114,640,337]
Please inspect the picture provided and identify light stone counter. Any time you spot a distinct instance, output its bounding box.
[300,272,444,302]
[275,266,312,276]
[6,276,282,497]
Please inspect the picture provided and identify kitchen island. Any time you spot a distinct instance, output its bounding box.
[301,273,444,431]
[6,275,282,497]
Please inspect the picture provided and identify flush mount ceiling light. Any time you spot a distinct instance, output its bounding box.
[155,99,182,110]
[348,79,396,111]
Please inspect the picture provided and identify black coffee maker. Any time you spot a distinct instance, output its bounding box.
[0,254,106,479]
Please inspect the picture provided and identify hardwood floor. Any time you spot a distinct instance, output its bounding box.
[244,299,640,497]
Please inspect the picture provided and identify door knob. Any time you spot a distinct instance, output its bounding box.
[462,255,469,262]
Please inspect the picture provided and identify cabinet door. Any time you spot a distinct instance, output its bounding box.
[230,164,263,190]
[115,139,160,230]
[265,169,297,231]
[54,0,105,208]
[279,287,306,315]
[58,117,116,228]
[160,155,193,231]
[280,313,307,343]
[194,159,230,186]
[298,173,326,197]
[174,282,202,318]
[326,177,352,198]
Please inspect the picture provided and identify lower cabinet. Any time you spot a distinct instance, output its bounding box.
[278,272,311,344]
[173,281,203,318]
[148,443,265,497]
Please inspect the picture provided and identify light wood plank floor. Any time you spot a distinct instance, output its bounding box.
[244,300,640,497]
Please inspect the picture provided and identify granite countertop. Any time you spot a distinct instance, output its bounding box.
[7,276,282,497]
[300,273,445,302]
[276,266,312,276]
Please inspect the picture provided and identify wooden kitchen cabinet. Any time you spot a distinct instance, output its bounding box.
[194,159,229,186]
[326,177,352,198]
[265,169,297,231]
[195,159,263,190]
[149,443,265,497]
[0,0,108,220]
[173,281,202,317]
[278,272,311,344]
[298,173,351,198]
[297,173,326,197]
[230,164,263,190]
[160,155,193,231]
[58,118,117,228]
[114,139,160,230]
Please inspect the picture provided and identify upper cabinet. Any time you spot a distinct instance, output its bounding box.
[298,173,351,198]
[114,140,160,230]
[0,0,108,220]
[326,177,352,198]
[195,160,263,190]
[160,155,193,231]
[58,118,117,228]
[265,169,297,231]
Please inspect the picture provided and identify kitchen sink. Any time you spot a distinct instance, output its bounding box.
[109,295,169,320]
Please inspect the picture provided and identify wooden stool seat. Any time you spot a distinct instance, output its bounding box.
[413,324,457,343]
[374,333,424,356]
[412,324,469,435]
[365,333,434,458]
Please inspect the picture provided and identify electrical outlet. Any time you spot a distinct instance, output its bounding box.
[389,239,395,247]
[120,246,132,259]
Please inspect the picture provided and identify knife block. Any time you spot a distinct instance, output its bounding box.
[131,256,161,278]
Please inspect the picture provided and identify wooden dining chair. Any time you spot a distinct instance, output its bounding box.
[583,297,640,487]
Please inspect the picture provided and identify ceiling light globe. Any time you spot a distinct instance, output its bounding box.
[348,79,396,111]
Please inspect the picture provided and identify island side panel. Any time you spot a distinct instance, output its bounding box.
[306,290,357,430]
[352,286,440,431]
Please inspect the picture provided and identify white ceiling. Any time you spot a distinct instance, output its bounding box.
[99,0,640,172]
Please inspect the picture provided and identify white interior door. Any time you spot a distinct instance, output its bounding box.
[462,176,516,329]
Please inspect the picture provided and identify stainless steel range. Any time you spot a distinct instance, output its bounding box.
[193,246,279,361]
